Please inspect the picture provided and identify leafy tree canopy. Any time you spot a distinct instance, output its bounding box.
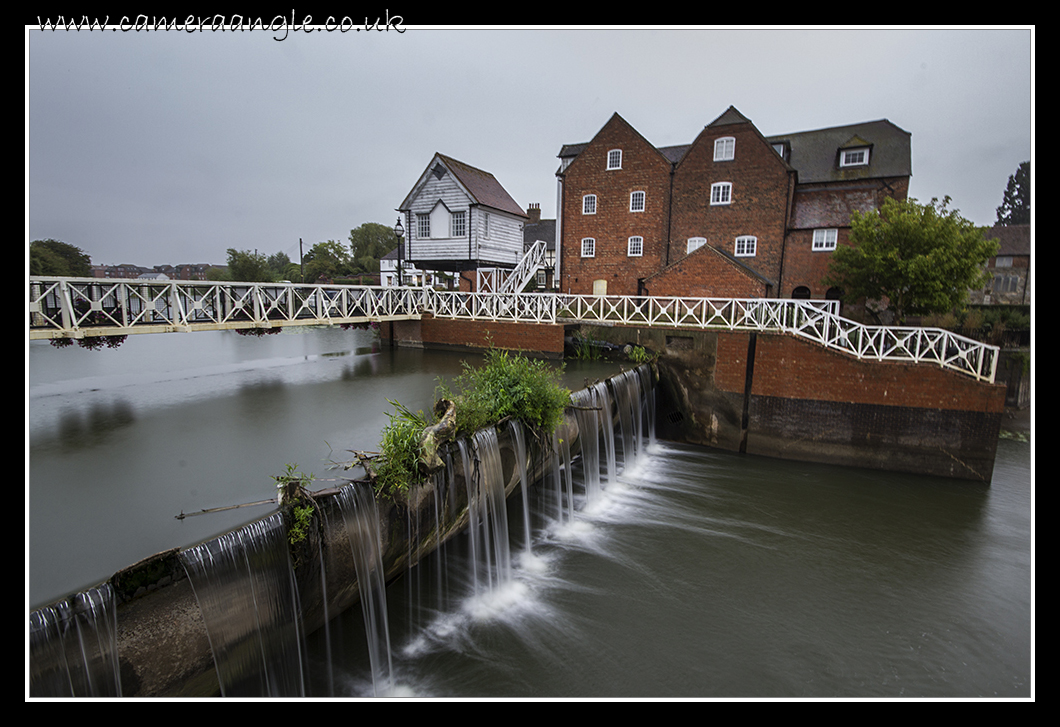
[30,239,92,277]
[823,196,999,324]
[996,160,1030,226]
[303,240,353,283]
[348,222,399,274]
[225,248,278,282]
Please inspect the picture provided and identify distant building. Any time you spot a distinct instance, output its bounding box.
[969,224,1031,306]
[379,243,448,288]
[91,263,217,280]
[523,203,556,290]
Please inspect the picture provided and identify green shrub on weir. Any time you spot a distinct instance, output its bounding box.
[439,346,571,439]
[374,346,571,499]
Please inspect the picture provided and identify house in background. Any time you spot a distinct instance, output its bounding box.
[968,224,1031,306]
[523,203,557,290]
[379,243,449,288]
[397,153,528,291]
[555,107,911,300]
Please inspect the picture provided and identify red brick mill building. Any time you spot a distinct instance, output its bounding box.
[555,107,912,301]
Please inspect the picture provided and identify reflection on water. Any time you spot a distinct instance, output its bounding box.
[28,328,623,608]
[27,327,1031,698]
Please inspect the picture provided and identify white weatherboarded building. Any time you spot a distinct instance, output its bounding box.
[397,153,528,276]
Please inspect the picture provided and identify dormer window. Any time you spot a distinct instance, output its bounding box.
[714,137,735,161]
[607,149,622,170]
[840,148,870,167]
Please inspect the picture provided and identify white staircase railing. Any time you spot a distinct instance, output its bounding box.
[30,277,999,383]
[474,240,547,295]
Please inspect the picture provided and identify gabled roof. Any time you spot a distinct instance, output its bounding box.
[766,119,911,183]
[557,109,911,184]
[556,112,675,176]
[399,153,526,218]
[980,224,1030,257]
[643,241,775,289]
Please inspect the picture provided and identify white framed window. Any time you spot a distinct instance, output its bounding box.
[483,213,490,238]
[627,236,643,257]
[629,191,645,212]
[812,228,838,251]
[711,182,732,205]
[840,148,870,167]
[714,136,735,161]
[687,237,706,254]
[450,210,466,238]
[417,213,430,239]
[583,194,597,215]
[607,149,622,170]
[735,235,757,257]
[581,238,595,257]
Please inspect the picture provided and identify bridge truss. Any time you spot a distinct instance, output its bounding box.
[29,277,999,383]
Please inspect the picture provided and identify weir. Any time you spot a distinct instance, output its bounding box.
[28,365,655,698]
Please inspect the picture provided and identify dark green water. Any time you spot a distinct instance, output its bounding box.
[27,327,1032,698]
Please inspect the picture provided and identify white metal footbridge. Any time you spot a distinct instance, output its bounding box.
[29,276,1000,383]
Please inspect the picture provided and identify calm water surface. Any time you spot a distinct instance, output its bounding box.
[27,327,622,608]
[27,327,1032,698]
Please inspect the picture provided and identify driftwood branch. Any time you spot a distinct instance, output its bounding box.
[175,498,277,520]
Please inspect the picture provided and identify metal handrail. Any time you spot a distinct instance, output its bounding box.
[30,277,998,382]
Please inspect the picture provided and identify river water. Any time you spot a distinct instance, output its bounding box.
[27,327,1032,699]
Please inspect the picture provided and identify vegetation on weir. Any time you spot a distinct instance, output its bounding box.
[369,346,572,500]
[272,463,316,552]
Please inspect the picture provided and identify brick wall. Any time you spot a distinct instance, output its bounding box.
[645,325,1005,480]
[642,244,772,299]
[670,121,794,285]
[559,114,673,296]
[385,315,565,357]
[728,332,1005,413]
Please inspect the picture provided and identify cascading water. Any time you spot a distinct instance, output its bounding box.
[179,511,307,697]
[333,483,394,697]
[508,420,533,556]
[29,582,122,697]
[611,368,646,473]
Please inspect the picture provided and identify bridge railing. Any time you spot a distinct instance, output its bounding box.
[30,278,998,383]
[29,278,427,336]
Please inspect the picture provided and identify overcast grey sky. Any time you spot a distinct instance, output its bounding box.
[27,25,1033,268]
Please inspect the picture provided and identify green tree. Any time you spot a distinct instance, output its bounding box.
[225,248,277,282]
[996,160,1030,226]
[823,197,999,324]
[348,222,399,274]
[29,239,92,277]
[303,240,352,283]
[266,251,292,278]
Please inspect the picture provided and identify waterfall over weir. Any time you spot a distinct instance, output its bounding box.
[28,366,656,698]
[29,583,122,697]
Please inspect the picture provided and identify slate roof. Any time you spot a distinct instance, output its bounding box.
[401,153,527,218]
[765,119,912,184]
[980,224,1030,257]
[557,112,912,185]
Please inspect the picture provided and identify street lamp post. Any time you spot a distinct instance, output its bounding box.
[393,216,404,287]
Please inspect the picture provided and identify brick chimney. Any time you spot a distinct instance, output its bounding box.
[526,202,541,224]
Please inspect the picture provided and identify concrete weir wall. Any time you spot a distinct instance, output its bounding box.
[575,324,1007,482]
[29,371,613,698]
